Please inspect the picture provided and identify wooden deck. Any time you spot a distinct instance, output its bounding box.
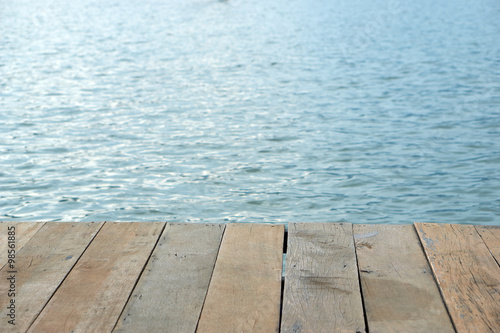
[1,222,499,333]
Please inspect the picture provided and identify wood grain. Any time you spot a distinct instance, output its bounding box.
[354,224,454,333]
[476,225,500,265]
[281,223,365,333]
[197,223,284,333]
[416,223,500,333]
[113,223,225,333]
[0,222,45,266]
[0,222,103,332]
[28,222,165,333]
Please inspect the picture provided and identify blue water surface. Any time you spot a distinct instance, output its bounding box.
[1,0,499,223]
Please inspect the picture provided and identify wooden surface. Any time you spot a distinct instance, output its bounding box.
[281,223,365,333]
[114,223,225,333]
[416,223,500,333]
[354,224,454,333]
[0,222,103,332]
[0,222,499,333]
[28,222,165,333]
[476,225,500,264]
[0,222,45,266]
[197,223,284,333]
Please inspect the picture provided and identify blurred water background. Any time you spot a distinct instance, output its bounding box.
[1,0,499,223]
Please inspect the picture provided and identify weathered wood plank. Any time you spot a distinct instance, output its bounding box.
[113,223,225,333]
[28,222,165,333]
[281,223,365,333]
[476,225,500,265]
[416,223,500,333]
[197,223,284,333]
[0,222,103,332]
[354,224,454,333]
[0,222,45,266]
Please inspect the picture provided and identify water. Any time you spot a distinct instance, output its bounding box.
[1,0,499,224]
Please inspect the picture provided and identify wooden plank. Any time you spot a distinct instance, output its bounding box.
[353,224,454,333]
[281,223,365,333]
[0,222,45,266]
[476,225,500,265]
[28,222,165,333]
[0,222,103,332]
[416,223,500,333]
[197,223,284,333]
[113,223,225,333]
